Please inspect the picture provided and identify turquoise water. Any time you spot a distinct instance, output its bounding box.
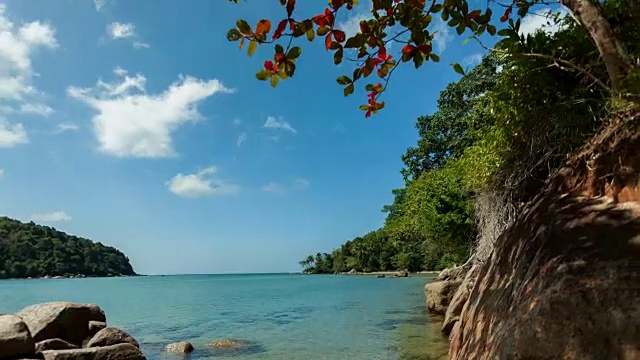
[0,274,448,360]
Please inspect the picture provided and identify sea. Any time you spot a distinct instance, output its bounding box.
[0,274,449,360]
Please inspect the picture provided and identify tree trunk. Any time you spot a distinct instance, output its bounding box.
[561,0,629,93]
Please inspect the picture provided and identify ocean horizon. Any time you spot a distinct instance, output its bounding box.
[0,273,449,359]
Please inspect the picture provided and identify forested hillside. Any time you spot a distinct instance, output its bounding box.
[0,217,136,279]
[297,5,638,273]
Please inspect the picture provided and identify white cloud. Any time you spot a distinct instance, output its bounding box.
[0,5,56,118]
[236,132,246,147]
[67,68,232,158]
[31,211,71,222]
[432,18,453,53]
[338,11,369,39]
[0,168,4,178]
[20,103,54,116]
[167,166,239,198]
[54,122,79,134]
[263,116,297,134]
[132,41,150,49]
[262,178,310,194]
[261,182,286,194]
[93,0,107,12]
[232,118,241,125]
[519,8,567,37]
[463,53,483,67]
[0,120,28,147]
[108,22,135,39]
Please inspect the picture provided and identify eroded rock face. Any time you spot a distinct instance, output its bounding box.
[424,280,462,316]
[0,314,35,359]
[441,264,482,335]
[40,343,145,360]
[36,338,78,352]
[450,196,640,360]
[16,302,106,345]
[164,341,194,353]
[86,327,139,349]
[88,321,106,339]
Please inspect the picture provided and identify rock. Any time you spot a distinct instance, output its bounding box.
[36,339,78,352]
[393,271,409,278]
[347,269,357,274]
[424,279,462,315]
[441,264,482,335]
[436,266,468,281]
[86,327,139,349]
[16,302,106,345]
[88,321,106,338]
[376,274,386,278]
[450,196,640,359]
[40,343,145,360]
[208,338,252,349]
[0,314,35,359]
[164,342,194,353]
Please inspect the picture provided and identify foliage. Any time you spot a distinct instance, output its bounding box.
[228,0,637,116]
[0,217,136,279]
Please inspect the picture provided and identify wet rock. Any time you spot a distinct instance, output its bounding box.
[208,339,252,349]
[36,339,78,352]
[164,342,194,353]
[0,314,35,359]
[441,264,482,335]
[16,302,106,345]
[40,343,144,360]
[87,321,106,339]
[86,327,139,349]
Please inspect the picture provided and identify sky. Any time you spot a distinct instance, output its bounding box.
[0,0,561,274]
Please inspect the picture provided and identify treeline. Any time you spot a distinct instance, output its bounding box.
[0,217,136,279]
[300,6,638,274]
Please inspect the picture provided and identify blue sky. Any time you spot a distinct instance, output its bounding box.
[0,0,557,274]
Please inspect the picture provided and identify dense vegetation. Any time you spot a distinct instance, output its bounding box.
[0,217,136,279]
[292,1,638,273]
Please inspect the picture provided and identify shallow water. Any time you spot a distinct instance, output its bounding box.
[0,274,448,359]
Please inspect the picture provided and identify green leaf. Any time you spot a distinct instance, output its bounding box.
[287,46,302,59]
[365,83,375,91]
[353,68,362,81]
[345,34,363,48]
[359,105,369,111]
[456,22,466,35]
[226,29,243,42]
[452,63,465,75]
[429,53,440,62]
[487,24,497,36]
[275,44,284,54]
[277,70,288,79]
[270,74,279,88]
[317,26,330,36]
[236,19,252,35]
[284,60,296,77]
[497,29,511,36]
[413,53,424,68]
[334,48,344,65]
[430,4,443,12]
[256,70,272,81]
[306,29,315,41]
[336,75,352,85]
[344,83,355,97]
[247,40,258,57]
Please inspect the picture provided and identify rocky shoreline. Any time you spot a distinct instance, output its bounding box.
[0,302,268,360]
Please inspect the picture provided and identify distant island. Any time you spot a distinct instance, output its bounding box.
[0,216,136,279]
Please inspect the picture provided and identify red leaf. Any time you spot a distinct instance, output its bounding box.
[286,0,296,18]
[468,10,481,20]
[264,60,274,71]
[378,46,387,60]
[330,0,344,10]
[324,8,335,27]
[418,44,432,54]
[289,19,296,31]
[333,29,346,42]
[386,7,393,17]
[365,109,372,118]
[312,14,327,27]
[273,19,288,40]
[402,45,417,55]
[325,32,332,50]
[359,20,370,34]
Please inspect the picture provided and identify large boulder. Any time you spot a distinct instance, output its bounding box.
[441,264,482,335]
[0,314,35,359]
[86,327,139,349]
[88,321,106,339]
[36,339,78,352]
[450,195,640,359]
[40,343,145,360]
[424,279,462,315]
[16,302,106,345]
[164,341,194,353]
